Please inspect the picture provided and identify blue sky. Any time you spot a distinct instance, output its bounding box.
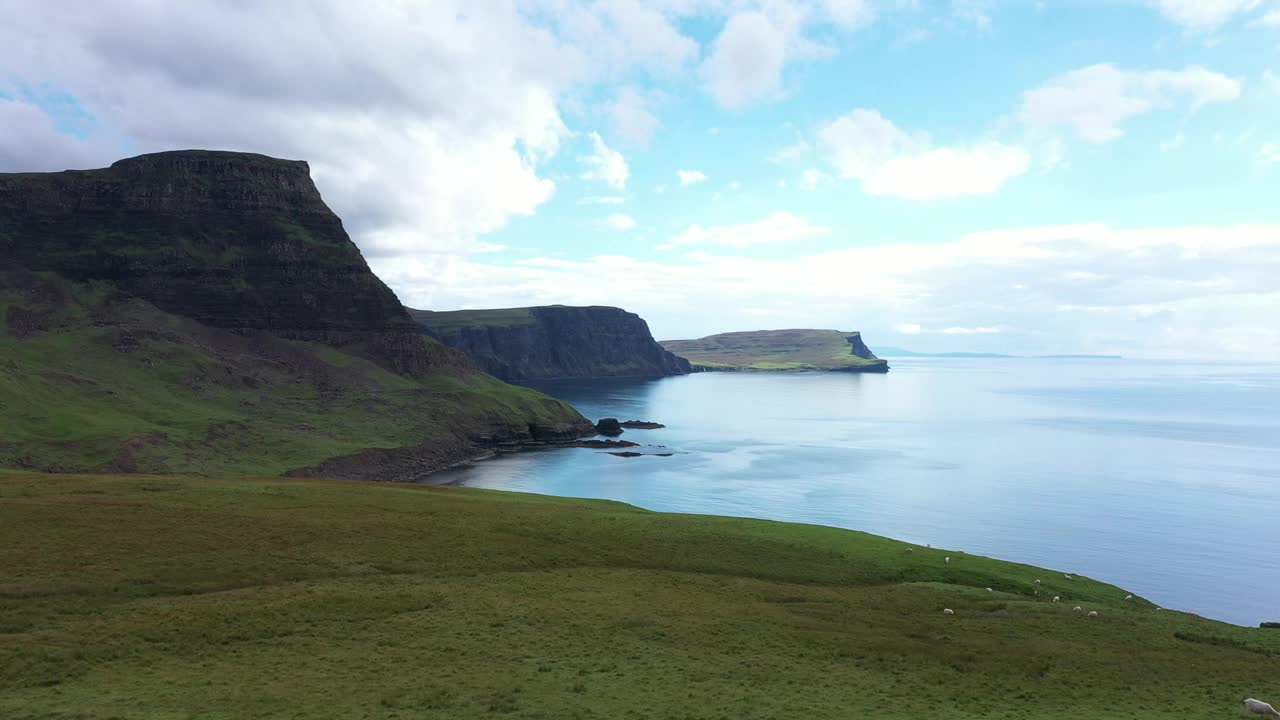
[2,1,1279,357]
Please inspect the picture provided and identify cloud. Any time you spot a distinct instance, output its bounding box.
[701,5,832,110]
[0,1,584,259]
[941,326,1001,335]
[580,195,626,205]
[1020,64,1243,143]
[818,109,1030,199]
[896,323,923,335]
[1262,142,1280,164]
[580,131,629,190]
[677,169,708,186]
[702,11,789,109]
[603,213,637,230]
[1148,0,1263,31]
[606,86,660,146]
[823,0,876,29]
[1254,9,1280,26]
[800,167,831,190]
[659,210,831,249]
[376,222,1280,359]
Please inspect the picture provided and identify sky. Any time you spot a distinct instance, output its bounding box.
[2,1,1279,359]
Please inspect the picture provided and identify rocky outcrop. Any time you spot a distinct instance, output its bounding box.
[410,305,692,383]
[595,418,624,436]
[0,150,461,376]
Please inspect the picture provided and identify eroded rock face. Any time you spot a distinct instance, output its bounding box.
[411,305,693,383]
[595,418,624,436]
[0,150,464,376]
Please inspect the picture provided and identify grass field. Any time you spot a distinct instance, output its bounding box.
[0,272,584,477]
[2,470,1276,719]
[662,329,890,372]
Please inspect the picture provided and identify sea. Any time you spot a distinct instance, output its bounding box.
[428,358,1280,627]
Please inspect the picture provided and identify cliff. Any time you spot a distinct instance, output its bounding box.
[410,305,692,384]
[661,329,890,373]
[0,150,461,376]
[0,150,592,478]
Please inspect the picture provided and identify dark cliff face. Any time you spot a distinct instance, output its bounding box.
[410,305,692,383]
[0,150,462,376]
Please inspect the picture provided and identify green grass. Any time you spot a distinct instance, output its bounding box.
[410,306,539,332]
[0,274,584,476]
[664,329,889,372]
[0,471,1276,719]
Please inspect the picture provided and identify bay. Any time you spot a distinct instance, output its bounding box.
[429,358,1280,627]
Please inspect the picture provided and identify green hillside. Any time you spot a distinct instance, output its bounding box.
[0,270,585,478]
[1,470,1276,719]
[0,151,590,478]
[663,329,890,372]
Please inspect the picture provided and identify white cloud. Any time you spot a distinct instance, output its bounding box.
[580,131,629,190]
[703,11,788,109]
[580,195,625,205]
[1148,0,1262,31]
[604,213,637,230]
[896,323,923,335]
[770,138,813,163]
[606,86,660,146]
[1254,9,1280,26]
[677,169,708,186]
[0,2,582,259]
[800,167,831,190]
[660,210,831,249]
[824,0,876,29]
[701,5,830,110]
[1262,142,1280,164]
[818,109,1030,199]
[1020,64,1243,143]
[378,223,1280,359]
[941,326,1001,335]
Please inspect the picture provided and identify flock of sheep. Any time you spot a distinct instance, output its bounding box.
[917,546,1280,717]
[926,550,1119,620]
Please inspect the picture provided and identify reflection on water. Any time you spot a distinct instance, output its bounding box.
[429,359,1280,626]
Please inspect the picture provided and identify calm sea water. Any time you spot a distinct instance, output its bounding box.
[431,359,1280,627]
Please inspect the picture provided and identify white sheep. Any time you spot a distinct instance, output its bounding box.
[1034,579,1041,584]
[905,548,913,554]
[1244,698,1280,718]
[985,588,993,592]
[1087,611,1099,618]
[1072,606,1082,613]
[942,608,954,616]
[1124,594,1133,600]
[1052,596,1060,603]
[945,556,950,564]
[1064,574,1073,580]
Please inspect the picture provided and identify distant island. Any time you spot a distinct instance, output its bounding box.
[411,305,690,384]
[876,347,1122,360]
[661,329,889,373]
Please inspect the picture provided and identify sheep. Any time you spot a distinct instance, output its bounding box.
[1244,698,1280,718]
[1052,596,1060,603]
[1034,579,1041,584]
[986,588,993,592]
[942,609,955,616]
[1087,611,1099,618]
[905,548,913,554]
[1124,594,1133,601]
[1064,574,1073,580]
[945,556,951,564]
[1072,606,1082,613]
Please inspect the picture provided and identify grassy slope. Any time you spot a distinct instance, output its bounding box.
[410,307,539,332]
[2,471,1276,719]
[663,329,888,371]
[0,274,581,476]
